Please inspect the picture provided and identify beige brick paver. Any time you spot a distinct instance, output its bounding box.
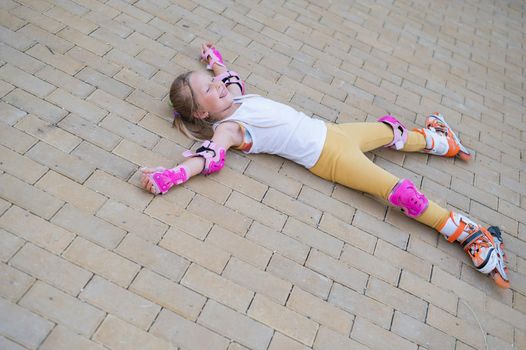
[206,225,272,269]
[246,221,310,264]
[37,173,106,214]
[0,206,75,254]
[391,311,455,350]
[182,263,254,313]
[0,228,24,263]
[130,268,206,321]
[11,243,91,296]
[97,199,167,242]
[161,227,229,273]
[19,281,105,337]
[0,298,54,349]
[248,294,318,346]
[151,308,229,350]
[199,300,273,350]
[39,325,105,350]
[352,317,417,350]
[94,315,174,350]
[0,263,34,302]
[287,286,354,336]
[0,144,46,184]
[268,253,332,299]
[313,326,371,350]
[147,198,214,239]
[0,121,37,153]
[0,173,63,219]
[27,141,96,182]
[79,276,160,330]
[63,237,139,288]
[1,0,525,349]
[51,203,125,249]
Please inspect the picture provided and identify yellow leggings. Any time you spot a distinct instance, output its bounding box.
[309,122,449,230]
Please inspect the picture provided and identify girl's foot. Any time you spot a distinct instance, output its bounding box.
[414,113,472,160]
[439,212,510,288]
[487,226,510,289]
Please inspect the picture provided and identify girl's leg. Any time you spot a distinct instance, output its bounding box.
[318,148,449,229]
[310,122,509,288]
[333,149,509,288]
[310,123,447,229]
[379,114,472,160]
[335,122,426,153]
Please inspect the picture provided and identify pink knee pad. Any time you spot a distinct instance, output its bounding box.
[388,179,428,218]
[149,166,189,194]
[378,115,408,150]
[183,140,226,175]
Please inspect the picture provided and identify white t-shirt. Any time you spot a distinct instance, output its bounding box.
[213,94,327,168]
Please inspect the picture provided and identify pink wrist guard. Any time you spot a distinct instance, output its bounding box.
[378,115,408,150]
[148,166,189,194]
[201,47,225,70]
[388,179,428,218]
[182,140,225,175]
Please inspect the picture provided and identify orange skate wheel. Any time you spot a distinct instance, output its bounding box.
[458,151,471,161]
[492,271,510,289]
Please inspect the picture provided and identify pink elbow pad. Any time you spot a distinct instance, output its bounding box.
[183,140,226,175]
[388,179,428,218]
[214,70,246,95]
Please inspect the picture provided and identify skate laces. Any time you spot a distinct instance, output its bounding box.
[426,115,448,135]
[463,226,495,268]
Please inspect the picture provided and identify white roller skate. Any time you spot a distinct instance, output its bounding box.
[439,212,510,288]
[414,113,472,161]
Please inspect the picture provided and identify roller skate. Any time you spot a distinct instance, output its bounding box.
[487,226,510,289]
[414,113,472,161]
[439,212,510,288]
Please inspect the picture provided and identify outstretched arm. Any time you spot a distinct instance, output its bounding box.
[141,122,242,194]
[201,42,244,97]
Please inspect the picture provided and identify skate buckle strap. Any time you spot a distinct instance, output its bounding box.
[461,229,484,250]
[214,70,245,95]
[182,140,226,175]
[462,228,497,274]
[378,115,408,150]
[388,178,429,218]
[201,47,225,70]
[150,166,189,194]
[447,217,467,243]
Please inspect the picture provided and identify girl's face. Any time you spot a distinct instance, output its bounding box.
[189,71,234,120]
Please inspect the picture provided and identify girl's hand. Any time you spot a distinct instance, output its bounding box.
[140,167,161,194]
[200,42,225,70]
[200,42,214,64]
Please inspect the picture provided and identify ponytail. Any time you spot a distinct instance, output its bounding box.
[169,71,214,141]
[172,116,214,141]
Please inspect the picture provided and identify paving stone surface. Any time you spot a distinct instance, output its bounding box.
[0,0,525,349]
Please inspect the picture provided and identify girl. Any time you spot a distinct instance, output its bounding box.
[141,43,509,289]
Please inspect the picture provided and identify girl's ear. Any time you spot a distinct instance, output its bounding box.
[193,109,209,120]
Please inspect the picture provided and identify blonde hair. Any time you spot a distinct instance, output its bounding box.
[169,71,214,141]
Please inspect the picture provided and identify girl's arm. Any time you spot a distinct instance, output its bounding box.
[141,122,242,194]
[201,43,244,97]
